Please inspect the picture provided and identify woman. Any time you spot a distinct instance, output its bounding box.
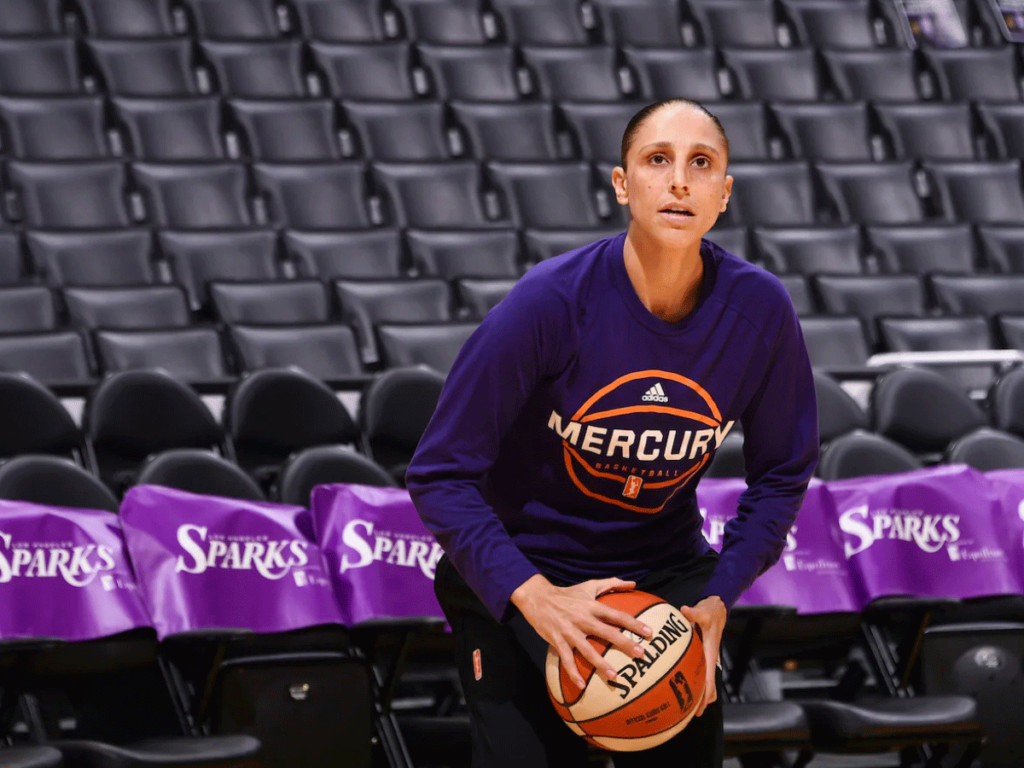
[406,99,818,767]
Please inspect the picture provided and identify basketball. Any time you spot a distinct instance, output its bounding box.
[545,589,706,752]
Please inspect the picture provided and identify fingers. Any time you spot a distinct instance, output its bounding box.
[553,639,585,690]
[584,614,647,660]
[696,658,717,717]
[571,628,622,684]
[593,578,636,597]
[594,603,653,643]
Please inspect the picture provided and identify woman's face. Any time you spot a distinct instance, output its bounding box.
[612,104,732,244]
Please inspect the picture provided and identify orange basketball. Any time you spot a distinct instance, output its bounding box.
[545,589,706,752]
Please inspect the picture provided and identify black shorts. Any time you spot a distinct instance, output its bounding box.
[434,551,724,768]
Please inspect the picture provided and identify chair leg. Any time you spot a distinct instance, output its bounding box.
[952,740,983,768]
[924,742,949,768]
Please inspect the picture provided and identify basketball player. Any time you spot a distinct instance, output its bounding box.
[406,99,818,767]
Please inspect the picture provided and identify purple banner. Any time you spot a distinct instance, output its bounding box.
[984,469,1024,578]
[985,0,1024,42]
[120,485,342,639]
[311,484,445,626]
[0,500,151,641]
[698,479,860,614]
[829,465,1024,603]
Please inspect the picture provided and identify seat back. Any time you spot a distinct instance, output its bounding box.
[276,446,396,506]
[135,448,265,500]
[360,366,446,476]
[0,455,118,511]
[229,324,364,380]
[0,372,82,460]
[816,429,923,480]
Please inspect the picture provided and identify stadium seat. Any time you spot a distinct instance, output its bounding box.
[489,161,612,229]
[74,0,178,37]
[312,42,419,100]
[376,322,478,374]
[0,287,58,333]
[992,368,1024,438]
[228,324,364,380]
[394,0,493,44]
[816,161,926,224]
[455,102,561,161]
[284,229,404,279]
[924,160,1024,224]
[931,275,1024,317]
[456,278,518,320]
[87,39,206,96]
[778,275,814,316]
[134,162,256,229]
[417,44,522,101]
[523,228,622,262]
[866,224,976,274]
[0,0,63,35]
[406,229,520,279]
[344,101,451,161]
[872,366,987,455]
[373,161,510,229]
[1000,315,1024,352]
[86,369,225,493]
[135,448,265,500]
[0,331,93,386]
[770,102,872,161]
[95,327,229,383]
[115,96,226,160]
[752,226,863,274]
[360,366,446,481]
[335,278,452,364]
[978,225,1024,273]
[878,316,996,392]
[925,48,1022,102]
[229,99,341,161]
[521,47,627,101]
[814,274,926,345]
[255,162,374,229]
[277,446,396,505]
[180,0,283,39]
[623,47,722,101]
[686,0,781,47]
[0,235,23,285]
[291,0,399,42]
[813,370,868,444]
[705,227,749,261]
[781,0,882,47]
[560,102,642,164]
[0,455,118,511]
[874,102,977,161]
[0,372,86,463]
[977,103,1024,161]
[591,0,689,47]
[945,427,1024,470]
[211,281,330,326]
[0,96,109,160]
[823,50,923,102]
[0,747,61,768]
[799,316,871,370]
[816,429,924,480]
[722,48,823,101]
[201,40,307,98]
[0,38,82,95]
[704,431,744,478]
[225,367,360,485]
[725,162,817,226]
[158,229,280,310]
[65,286,190,331]
[7,161,133,229]
[26,229,157,287]
[490,0,593,44]
[703,102,771,161]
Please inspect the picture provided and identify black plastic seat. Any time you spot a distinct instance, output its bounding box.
[523,228,621,263]
[344,101,451,161]
[781,0,881,47]
[114,96,226,161]
[373,161,510,229]
[75,0,177,37]
[180,0,283,39]
[0,331,93,387]
[753,226,862,274]
[211,281,329,326]
[158,229,279,310]
[456,278,518,320]
[770,102,872,162]
[816,429,924,480]
[623,47,722,101]
[417,44,521,102]
[999,315,1024,352]
[687,0,781,46]
[453,102,560,161]
[799,316,870,371]
[867,224,975,274]
[875,103,977,161]
[0,455,118,511]
[0,746,61,768]
[86,369,224,493]
[95,327,229,383]
[0,235,23,285]
[714,102,776,162]
[276,446,395,505]
[7,161,132,229]
[591,0,689,47]
[394,0,493,44]
[201,40,307,98]
[52,737,261,768]
[521,47,626,102]
[814,370,868,444]
[560,102,640,164]
[65,286,190,332]
[134,162,256,229]
[704,431,745,479]
[824,50,923,102]
[726,162,817,226]
[978,225,1024,274]
[879,316,996,392]
[0,39,82,95]
[816,161,926,224]
[87,39,205,96]
[311,42,418,100]
[977,103,1024,162]
[407,230,520,279]
[777,275,811,317]
[291,0,398,42]
[706,227,748,261]
[376,322,478,374]
[226,367,359,485]
[931,275,1024,318]
[135,448,264,500]
[925,48,1022,102]
[255,162,373,229]
[0,372,85,463]
[491,0,592,45]
[0,0,63,35]
[925,160,1024,224]
[230,98,340,161]
[489,161,611,229]
[228,324,363,380]
[945,427,1024,471]
[284,230,403,279]
[814,274,926,346]
[26,230,156,287]
[0,96,109,160]
[722,48,823,101]
[992,368,1024,438]
[0,287,57,333]
[360,366,446,480]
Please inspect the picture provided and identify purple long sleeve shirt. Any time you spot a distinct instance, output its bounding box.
[406,232,819,622]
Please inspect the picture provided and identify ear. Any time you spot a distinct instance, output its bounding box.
[719,174,733,213]
[611,165,628,206]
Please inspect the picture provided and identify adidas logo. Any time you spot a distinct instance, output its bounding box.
[641,382,669,403]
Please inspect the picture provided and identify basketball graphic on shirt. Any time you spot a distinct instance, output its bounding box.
[546,370,734,513]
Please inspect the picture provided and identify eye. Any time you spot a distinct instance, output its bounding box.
[649,153,668,165]
[692,155,711,169]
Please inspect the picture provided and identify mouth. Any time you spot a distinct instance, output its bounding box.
[659,206,695,220]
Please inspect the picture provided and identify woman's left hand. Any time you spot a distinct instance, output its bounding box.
[679,596,727,717]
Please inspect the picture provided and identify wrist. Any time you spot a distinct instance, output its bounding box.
[510,573,552,611]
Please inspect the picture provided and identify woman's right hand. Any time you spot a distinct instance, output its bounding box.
[510,574,654,688]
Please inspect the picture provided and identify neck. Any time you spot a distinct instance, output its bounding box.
[622,227,705,323]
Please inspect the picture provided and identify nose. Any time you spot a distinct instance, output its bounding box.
[669,164,688,193]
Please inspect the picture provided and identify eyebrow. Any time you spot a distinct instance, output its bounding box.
[637,141,721,157]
